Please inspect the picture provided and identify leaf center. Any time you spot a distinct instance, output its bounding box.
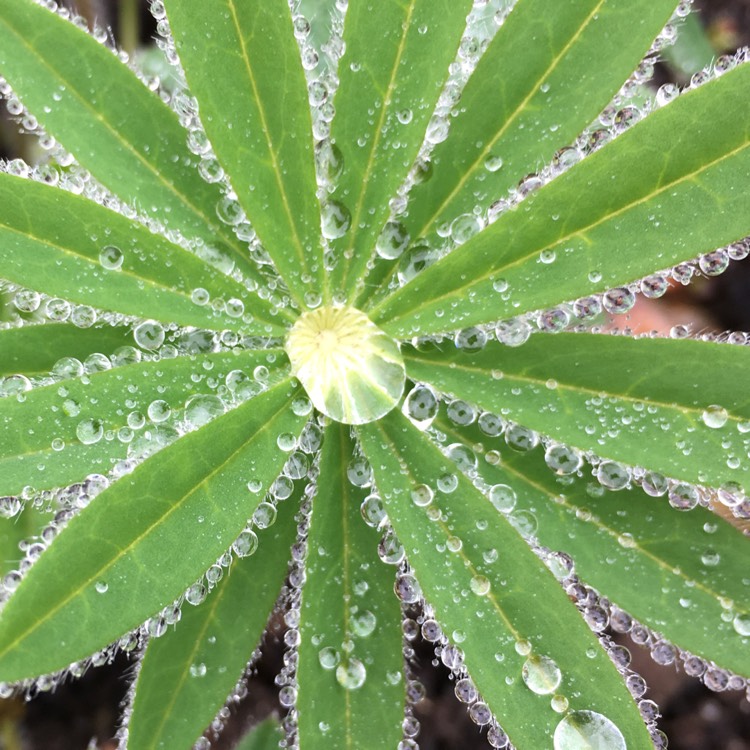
[285,306,406,425]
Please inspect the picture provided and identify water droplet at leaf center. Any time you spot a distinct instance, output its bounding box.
[285,305,406,425]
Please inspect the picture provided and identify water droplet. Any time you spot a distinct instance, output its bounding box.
[484,154,504,172]
[321,200,351,239]
[402,384,439,429]
[411,484,434,507]
[95,581,108,594]
[732,613,750,636]
[189,662,207,678]
[253,502,277,529]
[522,654,562,695]
[361,493,387,528]
[702,404,728,429]
[553,710,626,750]
[233,530,259,557]
[376,221,410,260]
[184,394,225,428]
[596,461,630,490]
[319,646,340,669]
[76,418,103,445]
[351,609,377,638]
[470,575,491,596]
[545,444,582,475]
[336,658,366,689]
[488,484,517,513]
[99,245,123,270]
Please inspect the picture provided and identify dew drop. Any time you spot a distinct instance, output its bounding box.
[522,654,562,695]
[76,418,103,445]
[553,710,626,750]
[351,609,377,638]
[488,484,517,514]
[319,647,340,670]
[702,405,728,429]
[335,658,366,689]
[134,321,165,351]
[99,245,123,270]
[376,221,410,260]
[470,575,491,596]
[732,613,750,636]
[321,200,351,239]
[95,581,108,594]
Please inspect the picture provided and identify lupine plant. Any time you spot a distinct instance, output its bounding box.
[0,0,748,748]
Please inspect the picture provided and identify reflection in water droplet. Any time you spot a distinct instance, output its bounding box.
[553,710,626,750]
[702,404,728,429]
[336,658,366,689]
[522,654,562,695]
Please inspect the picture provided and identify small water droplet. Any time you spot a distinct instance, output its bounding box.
[522,654,562,695]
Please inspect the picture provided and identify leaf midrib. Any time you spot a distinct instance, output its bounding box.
[225,0,310,306]
[405,349,747,428]
[338,0,417,296]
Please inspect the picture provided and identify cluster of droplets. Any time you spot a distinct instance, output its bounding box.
[275,476,318,750]
[402,602,511,748]
[567,577,749,738]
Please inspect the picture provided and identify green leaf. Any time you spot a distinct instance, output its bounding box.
[128,484,301,750]
[0,0,262,286]
[164,0,323,306]
[358,0,680,309]
[405,334,750,493]
[0,348,287,500]
[327,0,473,297]
[0,377,305,681]
[405,0,680,235]
[0,324,132,378]
[235,718,284,750]
[435,414,750,677]
[0,173,282,334]
[370,63,750,335]
[297,424,403,750]
[357,410,652,749]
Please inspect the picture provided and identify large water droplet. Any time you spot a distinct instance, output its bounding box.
[321,200,351,239]
[702,404,728,429]
[553,710,626,750]
[336,658,366,689]
[285,306,405,425]
[522,654,562,695]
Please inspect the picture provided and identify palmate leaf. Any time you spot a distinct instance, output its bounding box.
[325,0,474,296]
[0,376,305,681]
[0,323,132,377]
[370,62,750,335]
[0,0,749,748]
[128,483,302,750]
[0,348,287,496]
[164,0,324,306]
[435,415,750,677]
[358,410,653,749]
[0,172,284,334]
[0,0,266,287]
[405,333,750,493]
[297,424,403,750]
[356,0,680,306]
